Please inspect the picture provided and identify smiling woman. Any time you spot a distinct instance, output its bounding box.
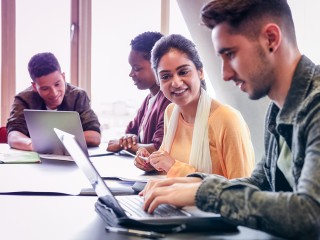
[134,34,255,179]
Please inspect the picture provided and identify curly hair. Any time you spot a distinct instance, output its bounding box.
[130,31,164,61]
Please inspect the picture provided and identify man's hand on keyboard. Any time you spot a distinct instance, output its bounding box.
[140,177,202,214]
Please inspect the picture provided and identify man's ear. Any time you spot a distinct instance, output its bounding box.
[61,72,66,82]
[31,82,37,92]
[262,23,281,53]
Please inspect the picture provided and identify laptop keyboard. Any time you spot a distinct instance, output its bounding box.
[116,195,188,218]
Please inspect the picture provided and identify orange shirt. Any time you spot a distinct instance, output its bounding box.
[161,100,255,179]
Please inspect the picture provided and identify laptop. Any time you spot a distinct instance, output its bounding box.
[54,128,238,233]
[24,109,112,158]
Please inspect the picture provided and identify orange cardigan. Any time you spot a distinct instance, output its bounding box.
[161,100,255,179]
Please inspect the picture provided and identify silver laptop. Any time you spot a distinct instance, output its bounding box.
[54,128,237,233]
[24,110,89,156]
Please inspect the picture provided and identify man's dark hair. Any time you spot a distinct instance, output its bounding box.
[28,52,61,81]
[130,31,164,61]
[201,0,296,42]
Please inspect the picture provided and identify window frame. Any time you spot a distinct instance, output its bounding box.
[1,0,16,126]
[0,0,170,126]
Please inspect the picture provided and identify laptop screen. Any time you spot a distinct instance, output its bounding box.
[24,110,88,156]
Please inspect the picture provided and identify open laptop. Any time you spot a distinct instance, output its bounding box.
[54,128,238,233]
[24,109,89,156]
[24,109,112,158]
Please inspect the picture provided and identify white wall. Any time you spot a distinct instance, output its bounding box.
[288,0,320,64]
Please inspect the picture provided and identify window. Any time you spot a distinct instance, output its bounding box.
[16,0,70,93]
[4,1,319,131]
[91,0,161,142]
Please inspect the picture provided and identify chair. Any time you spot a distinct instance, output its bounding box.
[0,127,8,143]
